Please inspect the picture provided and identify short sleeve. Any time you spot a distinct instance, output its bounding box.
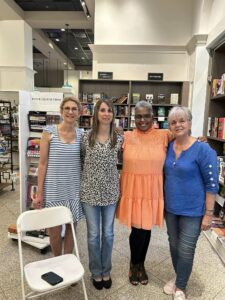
[197,142,218,194]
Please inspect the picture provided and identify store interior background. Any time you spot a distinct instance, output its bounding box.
[1,1,225,299]
[0,0,225,136]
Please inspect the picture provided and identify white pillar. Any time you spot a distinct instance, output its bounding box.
[190,44,210,137]
[0,20,34,91]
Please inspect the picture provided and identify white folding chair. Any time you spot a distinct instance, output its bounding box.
[17,206,88,300]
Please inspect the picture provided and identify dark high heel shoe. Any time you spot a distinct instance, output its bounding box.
[92,278,103,290]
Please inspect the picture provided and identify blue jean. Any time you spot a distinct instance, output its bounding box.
[82,202,117,279]
[165,211,202,290]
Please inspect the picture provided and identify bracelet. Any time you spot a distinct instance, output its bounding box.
[206,209,214,212]
[205,210,214,216]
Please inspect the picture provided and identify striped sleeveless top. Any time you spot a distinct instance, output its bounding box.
[43,125,83,222]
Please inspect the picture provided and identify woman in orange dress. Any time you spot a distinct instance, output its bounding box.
[117,100,172,286]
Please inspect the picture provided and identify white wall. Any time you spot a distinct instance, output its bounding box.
[95,0,193,45]
[0,20,32,68]
[92,49,189,81]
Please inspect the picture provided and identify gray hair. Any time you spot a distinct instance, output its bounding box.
[168,106,192,124]
[135,100,153,115]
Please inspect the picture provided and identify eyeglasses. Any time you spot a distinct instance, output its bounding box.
[134,114,152,120]
[63,107,78,113]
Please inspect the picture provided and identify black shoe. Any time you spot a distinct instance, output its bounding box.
[92,279,103,290]
[103,277,112,289]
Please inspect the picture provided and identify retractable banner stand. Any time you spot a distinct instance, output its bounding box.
[17,91,64,250]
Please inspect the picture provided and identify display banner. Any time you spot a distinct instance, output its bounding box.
[30,92,63,111]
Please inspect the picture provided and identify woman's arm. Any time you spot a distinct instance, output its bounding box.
[33,131,50,209]
[201,192,216,231]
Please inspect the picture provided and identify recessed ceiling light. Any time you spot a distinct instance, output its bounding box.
[87,14,90,18]
[74,47,78,50]
[55,38,60,42]
[81,57,85,60]
[64,62,67,65]
[61,28,65,32]
[48,43,54,49]
[81,1,85,6]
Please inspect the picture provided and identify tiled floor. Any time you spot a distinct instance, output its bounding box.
[0,185,225,300]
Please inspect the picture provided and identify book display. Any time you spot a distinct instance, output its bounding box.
[79,79,189,130]
[0,101,16,191]
[204,41,225,264]
[7,91,64,252]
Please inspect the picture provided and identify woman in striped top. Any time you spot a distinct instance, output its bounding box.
[34,97,84,256]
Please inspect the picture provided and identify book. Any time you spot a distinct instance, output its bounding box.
[218,118,225,140]
[170,93,179,105]
[157,94,166,103]
[117,95,128,104]
[146,94,154,103]
[132,93,141,104]
[157,107,166,117]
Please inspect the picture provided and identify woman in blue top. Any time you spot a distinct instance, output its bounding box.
[163,106,218,300]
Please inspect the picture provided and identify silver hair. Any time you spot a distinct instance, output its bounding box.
[168,106,192,124]
[135,100,153,115]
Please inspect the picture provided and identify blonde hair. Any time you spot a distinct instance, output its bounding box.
[60,97,81,112]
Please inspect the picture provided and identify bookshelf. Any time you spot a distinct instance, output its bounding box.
[204,41,225,265]
[79,79,189,130]
[0,101,15,191]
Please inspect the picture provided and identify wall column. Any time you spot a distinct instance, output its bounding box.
[0,20,34,91]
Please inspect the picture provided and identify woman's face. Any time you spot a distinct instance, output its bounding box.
[98,102,113,125]
[169,114,191,137]
[135,107,153,132]
[61,101,80,124]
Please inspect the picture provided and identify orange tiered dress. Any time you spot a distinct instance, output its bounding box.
[117,128,172,230]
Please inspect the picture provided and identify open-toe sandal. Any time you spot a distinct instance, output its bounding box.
[129,263,139,286]
[138,263,148,285]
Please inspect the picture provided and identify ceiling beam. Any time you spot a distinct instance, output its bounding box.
[25,11,94,30]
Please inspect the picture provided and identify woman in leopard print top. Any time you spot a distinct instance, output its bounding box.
[80,99,123,290]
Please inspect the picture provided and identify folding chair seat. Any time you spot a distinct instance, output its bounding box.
[17,206,88,300]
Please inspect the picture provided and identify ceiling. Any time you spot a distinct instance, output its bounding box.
[14,0,83,12]
[42,28,94,67]
[14,0,94,69]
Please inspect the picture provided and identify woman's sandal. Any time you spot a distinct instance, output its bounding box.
[138,263,148,285]
[129,263,139,286]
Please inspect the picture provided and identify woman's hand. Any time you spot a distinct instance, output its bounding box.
[201,214,213,231]
[33,192,43,209]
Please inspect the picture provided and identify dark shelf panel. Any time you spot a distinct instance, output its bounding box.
[211,94,225,101]
[207,136,225,142]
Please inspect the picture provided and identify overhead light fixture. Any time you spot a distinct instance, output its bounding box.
[74,47,78,50]
[55,38,60,42]
[79,0,91,19]
[62,24,73,89]
[48,42,54,49]
[61,28,65,32]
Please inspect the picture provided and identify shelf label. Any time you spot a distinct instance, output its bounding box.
[98,72,113,80]
[148,73,163,81]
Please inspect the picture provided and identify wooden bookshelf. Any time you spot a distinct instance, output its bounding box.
[204,40,225,264]
[79,79,189,130]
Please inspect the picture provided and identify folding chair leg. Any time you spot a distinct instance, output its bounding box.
[81,277,88,300]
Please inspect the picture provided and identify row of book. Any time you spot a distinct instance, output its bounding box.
[28,111,61,132]
[132,93,179,104]
[79,92,179,105]
[80,93,128,105]
[212,74,225,97]
[218,156,225,185]
[207,117,225,140]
